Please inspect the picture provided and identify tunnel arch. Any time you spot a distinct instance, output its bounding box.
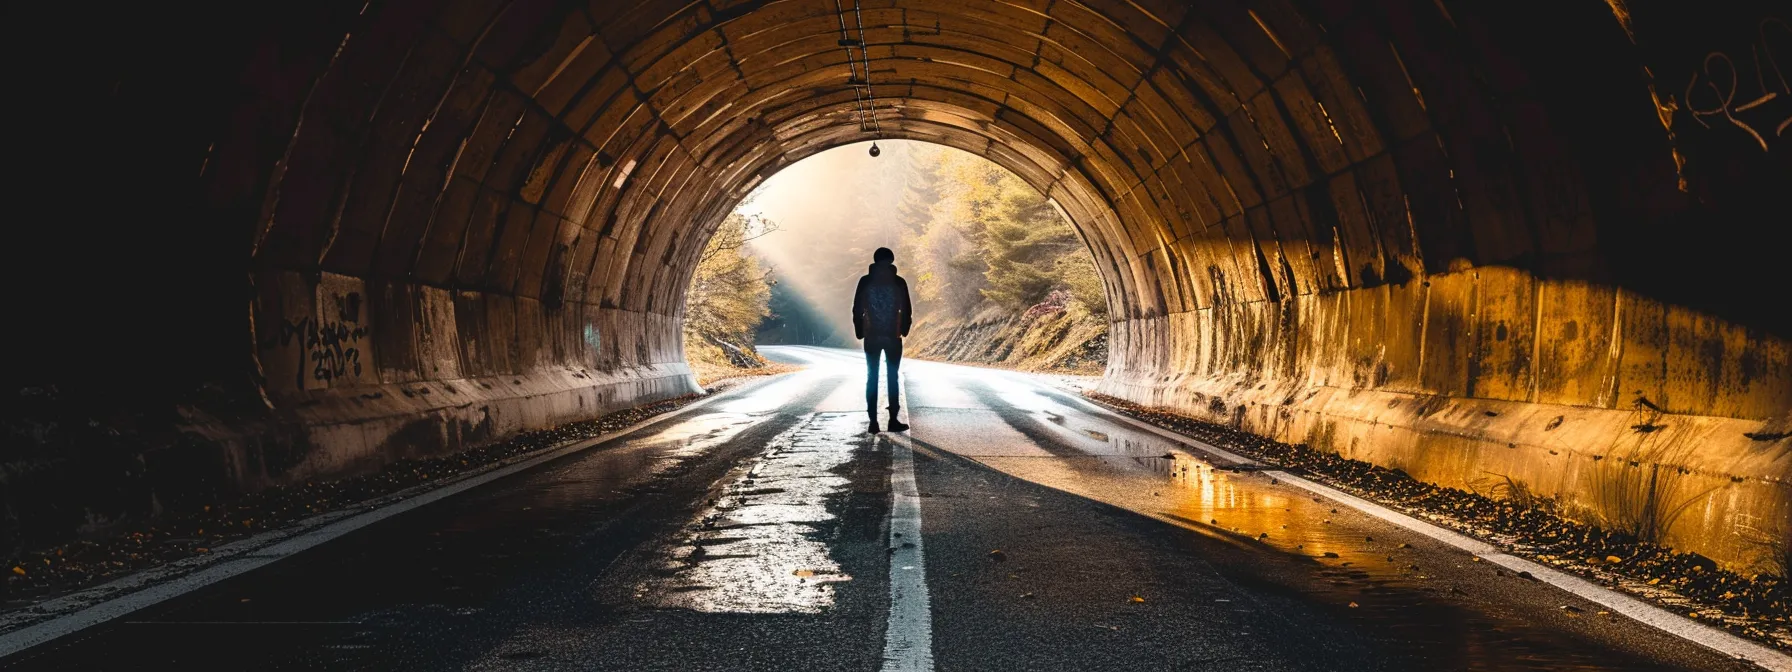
[6,0,1787,569]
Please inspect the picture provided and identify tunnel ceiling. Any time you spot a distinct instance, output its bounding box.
[246,0,1666,324]
[213,0,1780,409]
[222,0,1785,336]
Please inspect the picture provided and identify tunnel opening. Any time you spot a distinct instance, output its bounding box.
[3,0,1787,573]
[686,139,1111,381]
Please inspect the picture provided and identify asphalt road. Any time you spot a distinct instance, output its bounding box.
[0,346,1756,671]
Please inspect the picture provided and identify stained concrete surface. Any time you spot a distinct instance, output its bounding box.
[0,348,1755,670]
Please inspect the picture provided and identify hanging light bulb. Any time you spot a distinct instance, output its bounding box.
[868,142,881,158]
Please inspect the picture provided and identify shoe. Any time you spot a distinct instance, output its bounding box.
[867,420,882,434]
[886,418,909,432]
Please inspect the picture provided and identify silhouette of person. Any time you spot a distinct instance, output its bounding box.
[852,247,912,434]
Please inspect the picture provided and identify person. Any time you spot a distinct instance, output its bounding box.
[852,247,912,434]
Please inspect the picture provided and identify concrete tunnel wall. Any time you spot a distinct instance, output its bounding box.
[3,0,1787,570]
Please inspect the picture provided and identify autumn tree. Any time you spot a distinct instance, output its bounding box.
[683,213,774,367]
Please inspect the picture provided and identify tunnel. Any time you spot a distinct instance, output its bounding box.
[5,0,1788,578]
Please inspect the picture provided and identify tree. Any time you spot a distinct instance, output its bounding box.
[700,212,777,264]
[911,148,1105,316]
[684,213,774,366]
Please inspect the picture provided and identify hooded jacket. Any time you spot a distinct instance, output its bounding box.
[852,262,912,340]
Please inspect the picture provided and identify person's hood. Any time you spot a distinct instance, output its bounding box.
[868,262,898,278]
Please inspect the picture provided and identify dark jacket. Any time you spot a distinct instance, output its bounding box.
[852,262,912,340]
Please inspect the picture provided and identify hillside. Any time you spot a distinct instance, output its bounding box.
[908,291,1107,375]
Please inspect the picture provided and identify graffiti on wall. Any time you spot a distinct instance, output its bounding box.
[262,278,373,391]
[1673,18,1790,153]
[279,294,367,388]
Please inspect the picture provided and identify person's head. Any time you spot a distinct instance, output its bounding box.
[873,247,894,264]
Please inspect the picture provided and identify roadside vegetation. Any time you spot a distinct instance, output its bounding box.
[681,213,798,385]
[901,145,1104,318]
[910,146,1103,374]
[898,146,1107,374]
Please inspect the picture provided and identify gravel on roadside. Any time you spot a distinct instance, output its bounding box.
[1083,390,1789,649]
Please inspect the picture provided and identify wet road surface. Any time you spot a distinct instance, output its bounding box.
[0,347,1757,670]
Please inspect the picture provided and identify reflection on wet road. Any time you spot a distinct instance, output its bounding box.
[0,347,1759,671]
[644,413,863,613]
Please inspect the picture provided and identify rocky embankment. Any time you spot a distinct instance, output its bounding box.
[908,291,1107,375]
[683,334,799,386]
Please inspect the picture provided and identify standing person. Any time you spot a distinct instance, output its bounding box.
[852,247,912,434]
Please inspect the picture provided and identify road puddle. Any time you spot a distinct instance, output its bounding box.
[972,386,1414,566]
[639,413,862,613]
[637,412,767,476]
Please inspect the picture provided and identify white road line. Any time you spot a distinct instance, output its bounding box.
[881,435,933,671]
[0,375,788,660]
[881,366,933,672]
[1072,392,1792,672]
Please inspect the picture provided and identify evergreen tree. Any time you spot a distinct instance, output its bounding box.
[912,148,1105,316]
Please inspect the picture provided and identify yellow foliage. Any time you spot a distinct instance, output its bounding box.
[685,214,771,341]
[900,146,1106,316]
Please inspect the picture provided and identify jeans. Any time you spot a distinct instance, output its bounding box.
[864,336,902,419]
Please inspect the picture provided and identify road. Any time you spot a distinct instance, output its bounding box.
[0,346,1758,670]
